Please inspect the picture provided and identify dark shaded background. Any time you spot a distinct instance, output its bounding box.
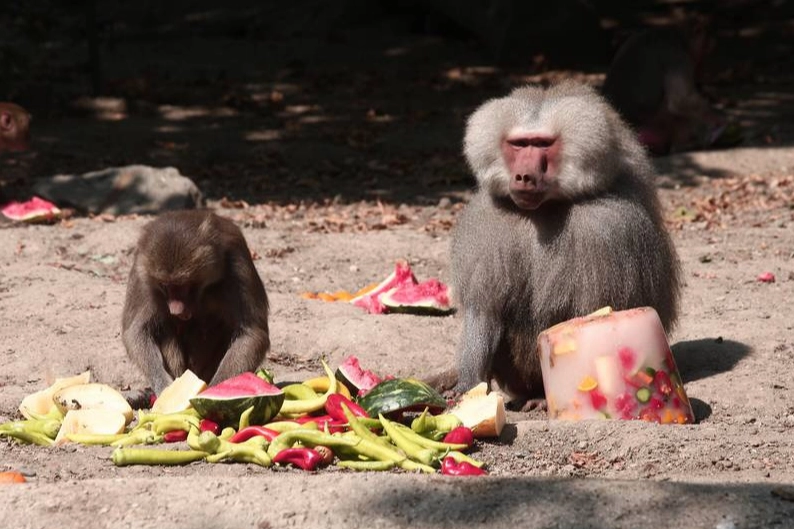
[1,0,792,205]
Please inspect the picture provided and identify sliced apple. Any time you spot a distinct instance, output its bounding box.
[54,409,127,444]
[462,381,489,399]
[151,369,207,414]
[53,383,134,424]
[449,382,506,438]
[594,355,621,396]
[587,306,613,318]
[19,370,92,419]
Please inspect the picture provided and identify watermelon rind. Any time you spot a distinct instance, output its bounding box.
[189,373,285,427]
[1,196,61,223]
[358,378,447,417]
[335,355,381,396]
[350,260,417,314]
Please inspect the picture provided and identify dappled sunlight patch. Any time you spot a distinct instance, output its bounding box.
[666,173,794,230]
[215,197,464,235]
[245,129,284,142]
[157,105,238,121]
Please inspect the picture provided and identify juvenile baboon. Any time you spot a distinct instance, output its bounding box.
[122,210,270,395]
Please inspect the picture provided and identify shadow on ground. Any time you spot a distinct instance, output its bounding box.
[672,337,751,384]
[2,0,792,206]
[364,478,794,528]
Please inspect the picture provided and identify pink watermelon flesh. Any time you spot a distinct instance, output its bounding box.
[381,278,451,312]
[198,372,281,397]
[1,196,61,222]
[350,260,417,314]
[336,355,382,397]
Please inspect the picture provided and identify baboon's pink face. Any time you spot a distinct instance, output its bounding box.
[501,134,561,210]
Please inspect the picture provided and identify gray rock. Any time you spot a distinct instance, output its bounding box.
[32,165,203,215]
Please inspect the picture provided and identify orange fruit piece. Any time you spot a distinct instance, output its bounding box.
[331,291,355,302]
[552,338,577,356]
[0,471,26,484]
[577,375,598,392]
[353,283,379,297]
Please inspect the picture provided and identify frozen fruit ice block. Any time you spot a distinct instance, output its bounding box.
[537,306,694,424]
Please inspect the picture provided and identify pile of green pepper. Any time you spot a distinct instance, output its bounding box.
[107,397,486,475]
[1,360,488,476]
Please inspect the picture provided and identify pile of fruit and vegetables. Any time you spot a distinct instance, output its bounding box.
[0,357,505,477]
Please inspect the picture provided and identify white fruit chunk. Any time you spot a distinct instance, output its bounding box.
[449,382,506,438]
[19,370,92,419]
[53,383,134,424]
[54,409,127,444]
[151,369,207,414]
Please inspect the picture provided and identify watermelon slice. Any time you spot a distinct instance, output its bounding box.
[380,278,453,315]
[350,260,417,314]
[1,196,61,223]
[335,355,382,397]
[190,372,285,427]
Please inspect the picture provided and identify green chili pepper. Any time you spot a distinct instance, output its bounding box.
[392,423,469,452]
[266,429,357,459]
[410,409,461,435]
[444,450,485,468]
[187,426,202,451]
[198,431,272,467]
[379,414,437,466]
[151,415,199,435]
[281,383,319,401]
[24,407,64,421]
[255,368,275,384]
[0,429,54,446]
[112,448,208,466]
[219,427,237,440]
[134,409,200,431]
[351,436,436,474]
[264,421,318,433]
[110,429,163,447]
[340,404,390,448]
[278,359,337,415]
[337,460,396,471]
[0,418,61,439]
[238,405,255,431]
[355,417,383,430]
[66,433,129,445]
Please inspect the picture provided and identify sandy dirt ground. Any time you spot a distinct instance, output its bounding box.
[1,147,793,528]
[1,2,794,527]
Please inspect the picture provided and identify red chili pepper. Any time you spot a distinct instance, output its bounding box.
[163,430,189,443]
[294,414,347,433]
[325,393,370,422]
[442,426,475,449]
[228,425,279,443]
[272,447,324,471]
[199,419,220,435]
[441,457,486,476]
